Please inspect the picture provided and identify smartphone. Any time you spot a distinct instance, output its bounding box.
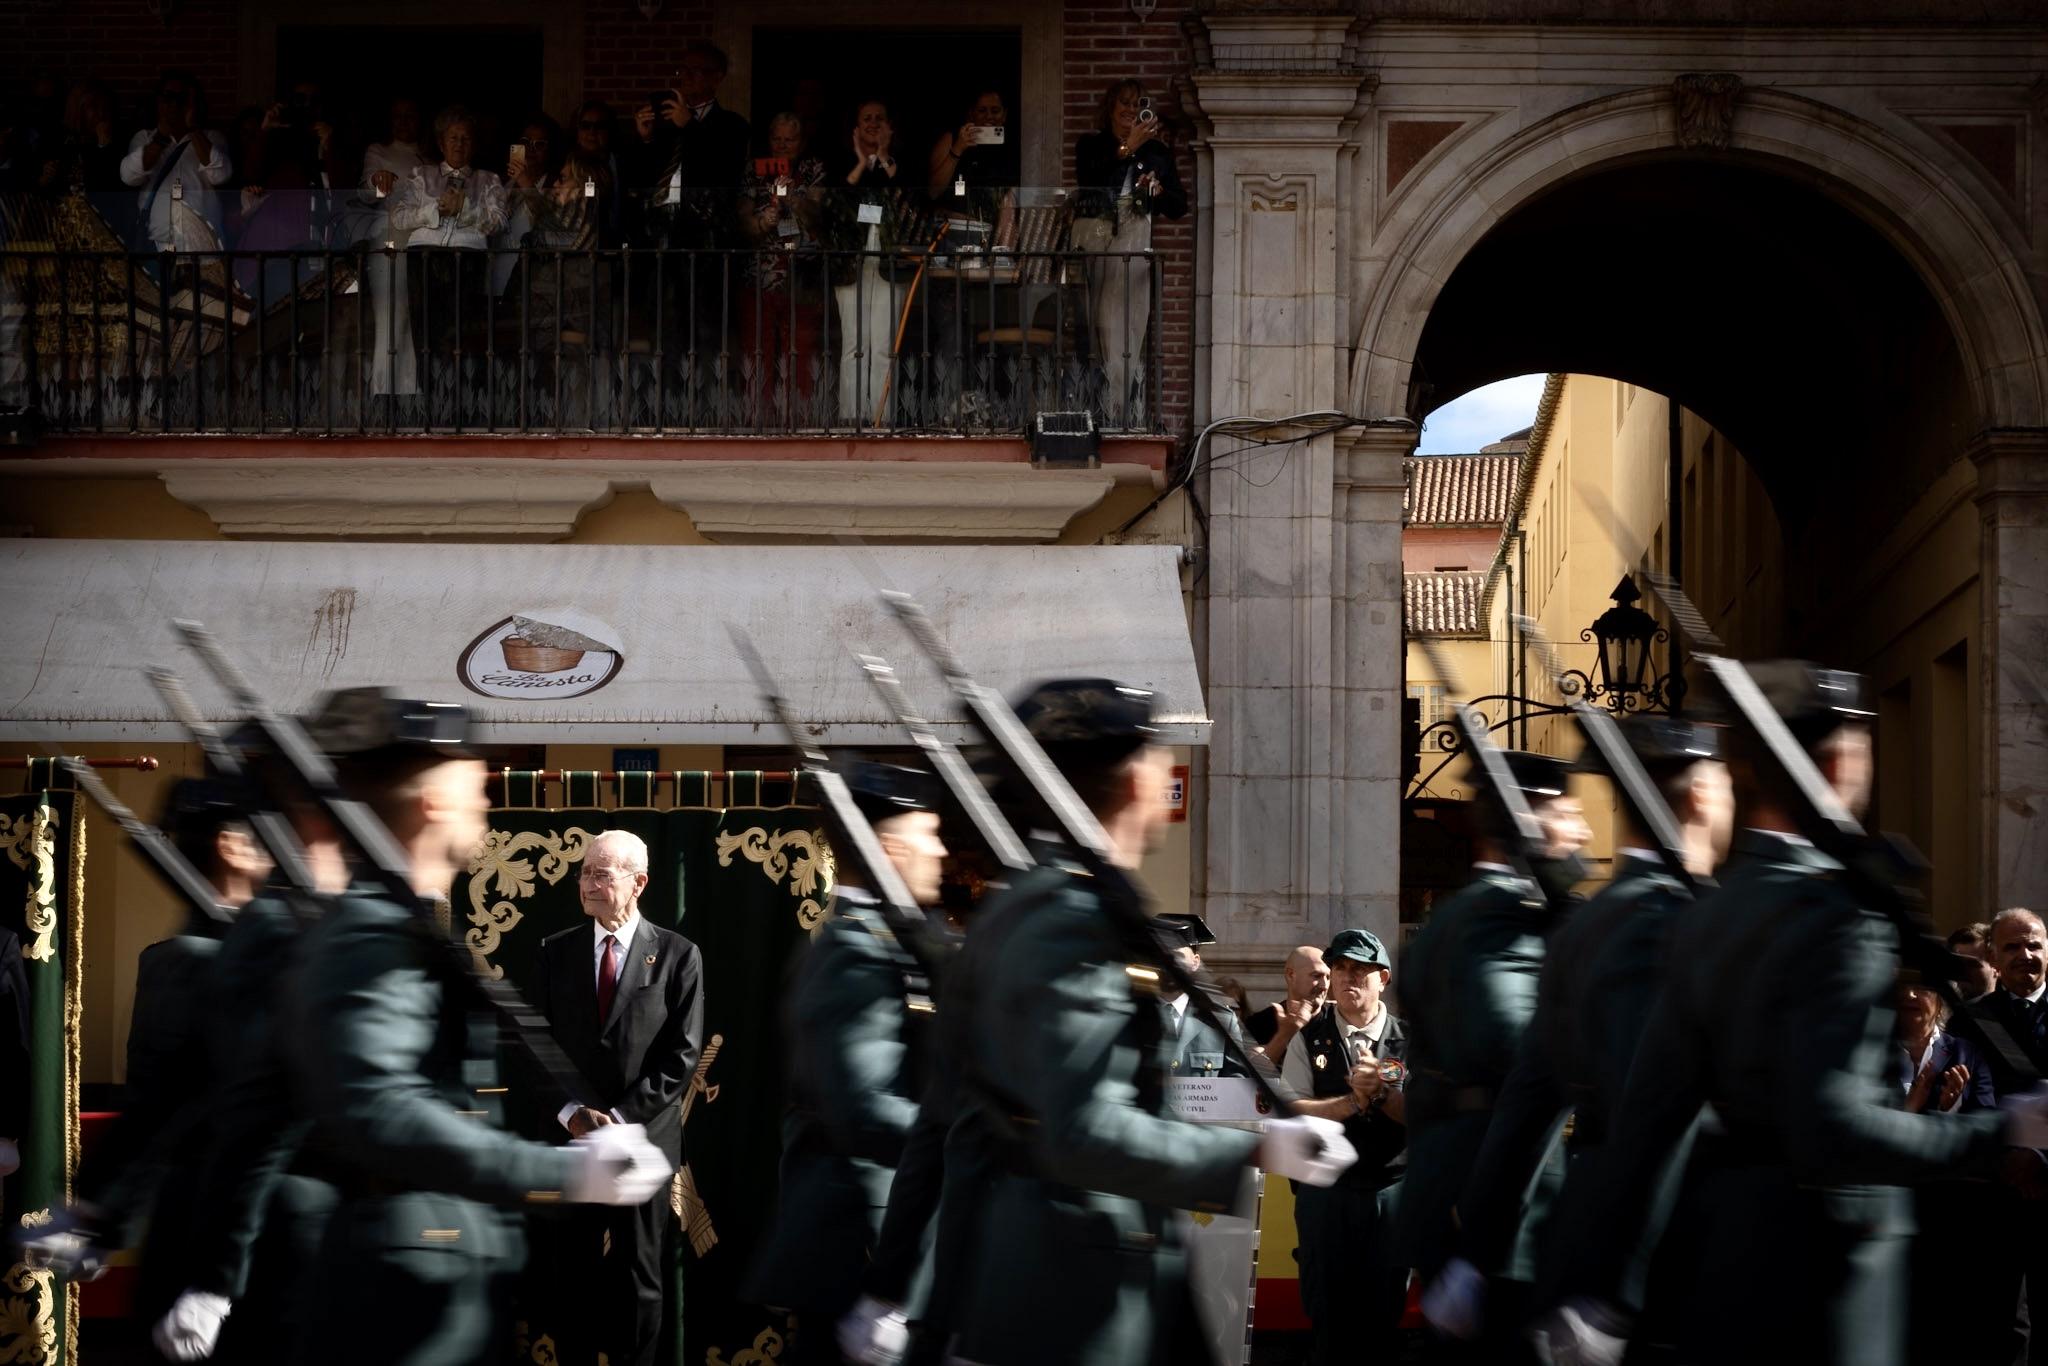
[753,157,790,180]
[509,142,527,172]
[649,89,675,114]
[981,125,1006,145]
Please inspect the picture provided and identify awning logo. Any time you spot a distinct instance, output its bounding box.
[458,611,625,700]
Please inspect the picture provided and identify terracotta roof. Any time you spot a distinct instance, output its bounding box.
[1403,454,1520,526]
[1405,571,1487,636]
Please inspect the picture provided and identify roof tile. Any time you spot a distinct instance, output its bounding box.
[1403,454,1520,526]
[1404,571,1487,636]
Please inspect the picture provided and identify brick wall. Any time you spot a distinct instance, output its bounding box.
[2,0,240,125]
[580,0,710,115]
[1062,0,1198,437]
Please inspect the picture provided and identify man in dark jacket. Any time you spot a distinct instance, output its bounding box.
[749,763,947,1364]
[534,826,705,1366]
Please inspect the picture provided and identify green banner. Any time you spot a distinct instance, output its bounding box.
[454,792,831,1366]
[0,788,83,1366]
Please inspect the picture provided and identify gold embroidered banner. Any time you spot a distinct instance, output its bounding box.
[0,789,85,1366]
[452,801,828,1366]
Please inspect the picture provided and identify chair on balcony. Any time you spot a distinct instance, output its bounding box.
[969,197,1078,426]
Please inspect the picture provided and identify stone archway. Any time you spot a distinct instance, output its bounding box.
[1183,16,2048,977]
[1348,83,2048,432]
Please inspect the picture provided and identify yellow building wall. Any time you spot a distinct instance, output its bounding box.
[1498,375,1982,925]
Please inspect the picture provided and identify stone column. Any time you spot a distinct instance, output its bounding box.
[1183,13,1396,981]
[1971,429,2048,913]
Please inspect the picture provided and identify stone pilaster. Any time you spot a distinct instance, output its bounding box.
[1970,430,2048,912]
[1183,13,1386,972]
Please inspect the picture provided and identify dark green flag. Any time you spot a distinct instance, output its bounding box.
[453,778,828,1366]
[0,785,84,1366]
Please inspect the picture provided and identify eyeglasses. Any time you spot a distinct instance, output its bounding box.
[578,121,608,131]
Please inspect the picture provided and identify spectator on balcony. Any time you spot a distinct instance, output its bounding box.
[738,112,828,424]
[391,106,506,406]
[508,114,563,193]
[120,70,232,253]
[230,109,331,303]
[571,101,625,245]
[825,98,906,425]
[351,96,425,399]
[640,40,751,389]
[45,80,125,200]
[1073,79,1186,428]
[923,88,1020,423]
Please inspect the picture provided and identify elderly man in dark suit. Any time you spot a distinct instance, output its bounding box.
[536,828,706,1366]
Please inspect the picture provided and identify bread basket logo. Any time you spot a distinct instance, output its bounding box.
[458,611,625,700]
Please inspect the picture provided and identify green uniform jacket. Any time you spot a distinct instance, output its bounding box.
[187,892,337,1359]
[750,890,927,1316]
[289,888,577,1366]
[1397,867,1559,1281]
[1574,830,2011,1366]
[1162,988,1250,1079]
[1457,859,1688,1297]
[950,868,1259,1366]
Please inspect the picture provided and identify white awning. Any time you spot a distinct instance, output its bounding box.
[0,540,1208,745]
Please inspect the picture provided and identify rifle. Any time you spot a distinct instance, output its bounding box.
[854,649,1033,877]
[1512,616,1710,901]
[46,755,231,922]
[146,666,318,898]
[167,619,605,1110]
[1640,571,2038,1086]
[1412,634,1552,897]
[727,626,943,1012]
[874,588,1309,1118]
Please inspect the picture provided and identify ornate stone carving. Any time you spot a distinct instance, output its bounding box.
[1673,72,1743,150]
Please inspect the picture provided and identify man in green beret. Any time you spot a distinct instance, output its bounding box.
[1277,926,1410,1364]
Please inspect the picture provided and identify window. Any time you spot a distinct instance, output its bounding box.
[1407,682,1449,733]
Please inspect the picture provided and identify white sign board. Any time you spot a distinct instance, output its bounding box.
[1171,1078,1264,1366]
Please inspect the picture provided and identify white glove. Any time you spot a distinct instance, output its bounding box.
[16,1208,108,1282]
[564,1122,674,1206]
[0,1138,18,1177]
[153,1291,232,1362]
[1527,1297,1628,1366]
[836,1294,910,1366]
[1421,1256,1487,1341]
[1259,1115,1357,1188]
[2001,1085,2048,1148]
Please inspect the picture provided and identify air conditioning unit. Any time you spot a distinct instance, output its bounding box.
[1031,410,1099,469]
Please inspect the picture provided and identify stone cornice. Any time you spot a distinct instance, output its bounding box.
[141,459,1149,542]
[1966,428,2048,502]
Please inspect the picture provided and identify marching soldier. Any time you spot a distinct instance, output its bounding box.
[1396,748,1590,1361]
[71,777,270,1341]
[271,689,674,1366]
[157,775,350,1365]
[1422,716,1732,1356]
[1540,662,2048,1366]
[940,678,1355,1366]
[1153,914,1249,1079]
[750,762,949,1364]
[1277,928,1411,1365]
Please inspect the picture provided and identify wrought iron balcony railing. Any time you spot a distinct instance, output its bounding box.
[1,242,1163,438]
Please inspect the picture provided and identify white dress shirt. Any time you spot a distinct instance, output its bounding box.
[1280,1003,1388,1095]
[348,139,425,246]
[120,128,232,248]
[556,912,641,1131]
[391,162,508,249]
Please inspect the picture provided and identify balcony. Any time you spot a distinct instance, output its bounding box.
[1,192,1166,442]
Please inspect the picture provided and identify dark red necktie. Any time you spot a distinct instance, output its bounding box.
[596,933,619,1021]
